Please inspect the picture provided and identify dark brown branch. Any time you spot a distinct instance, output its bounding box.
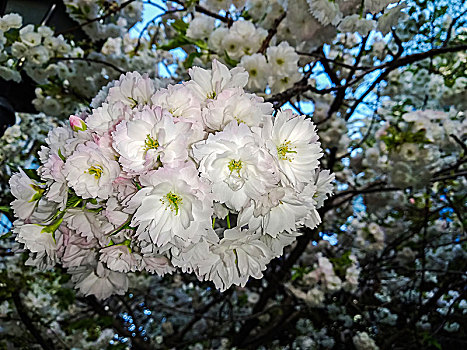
[267,44,467,108]
[51,57,125,74]
[57,0,137,35]
[442,9,467,47]
[171,0,233,26]
[258,12,287,54]
[450,133,467,154]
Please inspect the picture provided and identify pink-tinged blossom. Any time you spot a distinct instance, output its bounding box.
[9,169,45,220]
[193,121,279,211]
[112,176,138,203]
[202,88,273,131]
[60,231,99,268]
[112,106,192,175]
[125,163,214,248]
[185,59,248,104]
[14,222,58,265]
[151,84,205,140]
[201,228,273,291]
[99,244,138,273]
[106,71,155,108]
[64,208,114,246]
[141,254,175,276]
[64,141,121,200]
[104,197,130,227]
[70,260,129,300]
[85,102,131,135]
[10,59,333,298]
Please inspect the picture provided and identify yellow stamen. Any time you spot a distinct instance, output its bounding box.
[277,140,297,162]
[86,165,103,179]
[144,134,159,152]
[228,159,243,175]
[160,191,183,215]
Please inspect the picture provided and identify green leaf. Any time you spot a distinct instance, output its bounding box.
[4,28,20,44]
[194,39,208,50]
[0,232,13,240]
[66,193,83,209]
[0,206,11,213]
[291,266,312,281]
[172,19,189,35]
[184,51,203,69]
[23,169,41,181]
[158,35,191,51]
[330,251,353,278]
[58,148,66,161]
[224,50,239,67]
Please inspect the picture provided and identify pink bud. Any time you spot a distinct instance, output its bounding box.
[69,115,87,132]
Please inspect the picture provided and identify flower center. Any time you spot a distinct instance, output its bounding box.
[277,140,297,161]
[160,191,183,215]
[207,91,217,99]
[128,97,138,108]
[276,58,285,65]
[228,159,243,175]
[144,134,159,151]
[86,165,103,179]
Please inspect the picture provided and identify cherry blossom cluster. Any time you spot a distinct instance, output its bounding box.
[0,12,171,117]
[10,60,333,299]
[180,0,407,95]
[63,0,143,42]
[362,108,465,188]
[0,13,74,83]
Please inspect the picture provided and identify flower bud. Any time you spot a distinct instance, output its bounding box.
[69,115,87,132]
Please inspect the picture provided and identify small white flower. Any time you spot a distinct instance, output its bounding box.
[0,13,22,31]
[377,4,409,35]
[338,15,376,36]
[268,71,302,94]
[208,27,229,52]
[186,15,215,40]
[239,54,270,92]
[266,42,300,77]
[307,0,342,26]
[20,26,42,47]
